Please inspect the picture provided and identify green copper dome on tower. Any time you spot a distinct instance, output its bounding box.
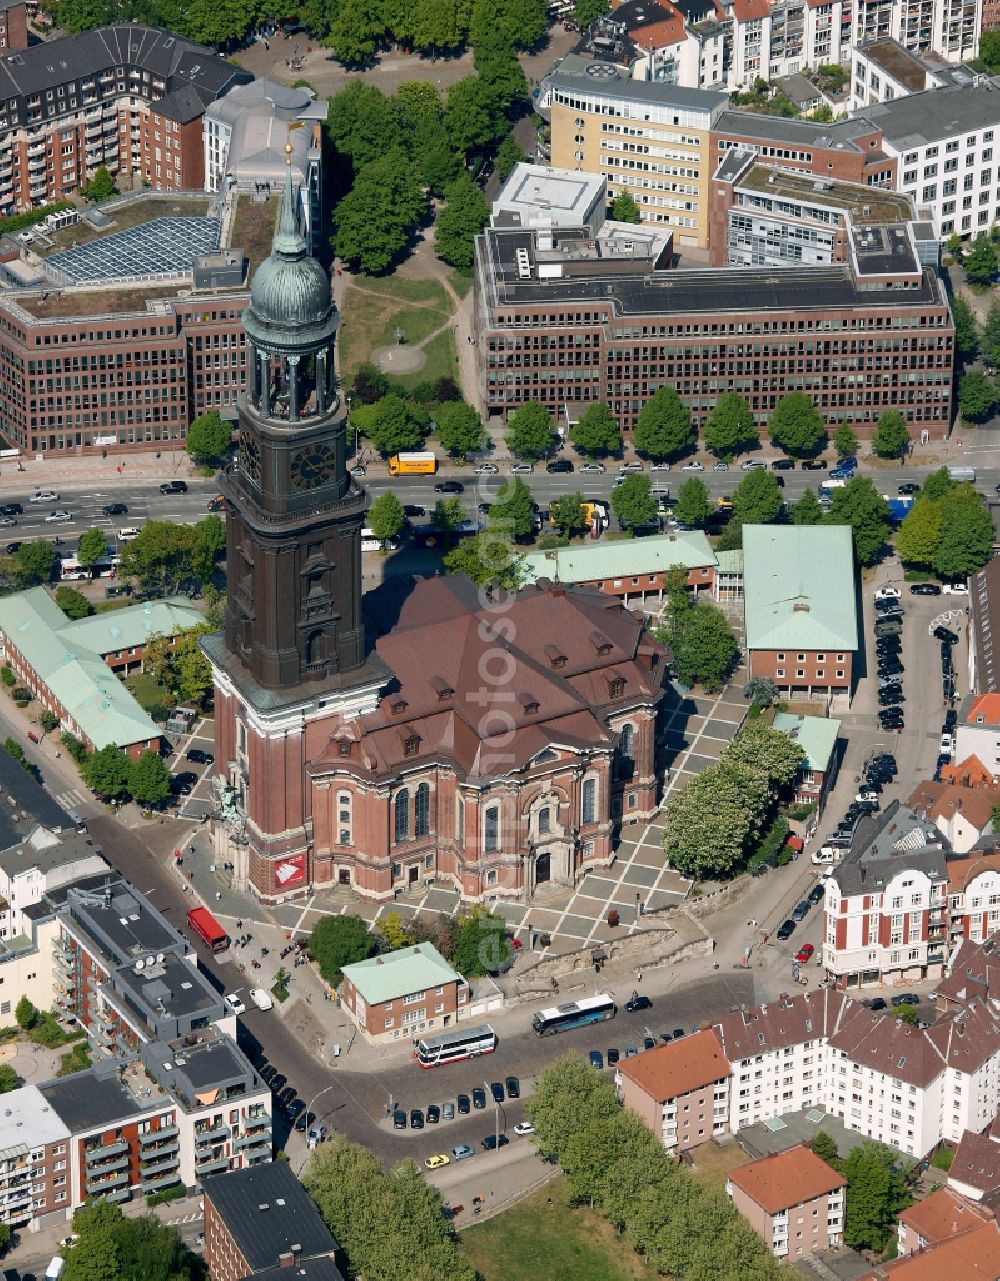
[244,143,337,351]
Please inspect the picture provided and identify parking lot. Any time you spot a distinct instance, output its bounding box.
[167,715,216,819]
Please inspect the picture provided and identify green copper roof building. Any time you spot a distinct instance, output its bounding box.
[743,525,858,655]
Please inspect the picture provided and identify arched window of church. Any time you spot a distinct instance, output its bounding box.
[394,789,410,842]
[306,629,325,665]
[456,797,465,845]
[484,806,499,853]
[582,778,596,826]
[538,806,551,835]
[415,783,431,837]
[617,723,635,782]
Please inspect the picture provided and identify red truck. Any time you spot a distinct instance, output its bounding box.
[186,906,230,954]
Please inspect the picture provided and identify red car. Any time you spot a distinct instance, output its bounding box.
[795,943,814,963]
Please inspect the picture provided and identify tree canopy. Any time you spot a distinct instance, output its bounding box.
[673,476,710,528]
[505,400,555,460]
[703,393,758,459]
[78,527,109,568]
[434,174,489,273]
[609,191,641,223]
[352,394,427,456]
[308,915,376,985]
[368,492,407,543]
[768,391,825,457]
[791,488,823,525]
[610,474,657,530]
[958,369,996,423]
[488,475,535,540]
[670,602,738,692]
[61,1200,202,1281]
[81,745,131,802]
[824,476,891,566]
[842,1142,913,1252]
[871,410,909,459]
[443,529,525,595]
[11,540,56,588]
[128,751,172,808]
[570,402,621,457]
[549,492,589,535]
[55,586,93,620]
[832,421,858,458]
[333,148,426,273]
[435,400,484,458]
[633,387,695,460]
[185,411,231,463]
[451,906,512,976]
[731,468,783,527]
[964,234,999,287]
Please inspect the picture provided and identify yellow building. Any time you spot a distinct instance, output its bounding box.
[547,54,727,250]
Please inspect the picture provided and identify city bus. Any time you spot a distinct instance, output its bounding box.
[531,993,617,1036]
[413,1023,498,1067]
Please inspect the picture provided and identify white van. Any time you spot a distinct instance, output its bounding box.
[811,848,837,866]
[360,526,398,553]
[46,1257,66,1280]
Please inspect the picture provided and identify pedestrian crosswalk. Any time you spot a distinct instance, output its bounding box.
[49,786,90,814]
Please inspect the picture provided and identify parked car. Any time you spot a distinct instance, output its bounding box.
[620,461,644,473]
[393,1110,406,1129]
[941,732,955,753]
[943,582,968,595]
[249,987,273,1011]
[427,1104,440,1124]
[891,993,920,1007]
[681,460,705,471]
[481,1134,509,1150]
[771,458,795,470]
[625,993,652,1013]
[713,461,729,472]
[875,586,901,601]
[505,1075,520,1099]
[472,1087,487,1110]
[795,943,815,963]
[29,490,60,503]
[546,459,574,473]
[509,463,534,474]
[791,900,811,922]
[457,1093,471,1114]
[434,480,464,493]
[285,1099,305,1124]
[801,459,828,470]
[186,748,214,765]
[102,502,128,516]
[118,526,141,541]
[425,1153,450,1169]
[442,1101,455,1119]
[808,884,825,905]
[589,1050,604,1069]
[741,459,766,470]
[945,709,958,730]
[897,482,920,495]
[224,993,246,1015]
[159,480,187,494]
[776,919,796,940]
[910,583,941,595]
[473,462,498,475]
[410,1109,424,1130]
[606,1048,620,1066]
[933,627,959,644]
[403,504,425,518]
[513,1121,535,1136]
[866,997,888,1011]
[451,1144,475,1160]
[874,620,902,636]
[579,461,606,473]
[489,1082,504,1104]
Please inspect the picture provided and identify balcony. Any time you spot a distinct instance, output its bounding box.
[139,1125,179,1146]
[139,1150,179,1174]
[244,1114,270,1132]
[86,1140,129,1165]
[194,1153,230,1176]
[140,1170,180,1192]
[85,1168,130,1193]
[233,1131,271,1153]
[195,1124,230,1145]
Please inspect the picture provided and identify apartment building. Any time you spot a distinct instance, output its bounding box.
[202,1162,342,1281]
[849,38,950,110]
[0,1084,71,1231]
[933,932,1000,1015]
[896,1184,993,1254]
[339,943,469,1046]
[948,1124,1000,1200]
[0,827,106,944]
[0,277,249,458]
[616,1028,731,1152]
[743,526,858,699]
[473,220,954,435]
[727,1144,846,1258]
[0,24,250,215]
[0,2,28,54]
[909,779,1000,854]
[822,802,950,988]
[547,53,726,246]
[861,82,1000,238]
[858,1220,1000,1281]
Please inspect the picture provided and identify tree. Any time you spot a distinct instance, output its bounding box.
[78,527,108,568]
[727,719,805,791]
[832,421,858,458]
[964,234,999,286]
[376,911,414,952]
[333,148,426,273]
[703,393,758,459]
[117,521,198,592]
[896,494,942,566]
[671,603,737,691]
[83,165,115,202]
[958,369,996,423]
[368,492,406,543]
[768,391,825,456]
[61,1200,197,1281]
[488,476,535,540]
[444,76,504,159]
[496,135,525,182]
[570,402,621,457]
[611,475,657,530]
[350,362,390,406]
[505,400,555,460]
[663,764,758,877]
[435,400,484,458]
[811,1131,841,1168]
[128,751,172,808]
[526,1054,621,1162]
[451,906,512,976]
[308,915,376,985]
[185,410,231,463]
[934,485,994,579]
[791,488,823,525]
[39,708,57,733]
[924,467,954,501]
[634,387,695,460]
[55,586,93,620]
[952,294,980,362]
[872,410,909,459]
[430,497,466,535]
[842,1142,912,1252]
[893,1003,919,1024]
[435,174,489,272]
[549,491,589,535]
[609,191,641,223]
[574,0,610,26]
[732,468,783,526]
[444,531,525,595]
[81,745,131,802]
[825,476,891,566]
[14,996,35,1030]
[355,394,426,456]
[170,628,213,705]
[984,301,1000,367]
[473,37,528,111]
[744,676,778,709]
[981,27,1000,70]
[674,477,710,528]
[11,540,56,587]
[190,515,225,583]
[327,0,387,66]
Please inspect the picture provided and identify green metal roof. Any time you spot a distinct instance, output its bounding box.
[715,548,744,574]
[771,711,841,772]
[521,531,717,586]
[742,526,857,653]
[342,941,461,1005]
[0,588,199,750]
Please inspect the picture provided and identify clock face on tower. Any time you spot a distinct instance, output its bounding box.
[290,441,337,491]
[240,434,262,488]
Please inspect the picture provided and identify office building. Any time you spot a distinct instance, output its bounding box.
[0,24,250,214]
[547,54,726,246]
[491,162,607,236]
[711,109,898,188]
[472,219,954,436]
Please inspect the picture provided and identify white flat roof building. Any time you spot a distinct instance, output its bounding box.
[492,163,607,237]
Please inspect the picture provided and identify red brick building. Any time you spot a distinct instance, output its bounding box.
[0,24,249,215]
[711,111,898,188]
[339,942,469,1046]
[0,281,249,457]
[0,1,28,53]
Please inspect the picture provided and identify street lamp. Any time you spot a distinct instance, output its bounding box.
[484,1080,505,1150]
[295,1082,339,1173]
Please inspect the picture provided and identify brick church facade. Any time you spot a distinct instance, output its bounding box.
[204,156,669,906]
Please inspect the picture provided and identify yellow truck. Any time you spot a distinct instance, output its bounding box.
[388,452,438,476]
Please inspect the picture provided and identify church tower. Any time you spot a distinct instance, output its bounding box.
[203,149,386,900]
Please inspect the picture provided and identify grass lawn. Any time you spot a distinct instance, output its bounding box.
[339,275,456,384]
[124,672,173,717]
[448,268,474,298]
[459,1178,651,1281]
[232,195,280,273]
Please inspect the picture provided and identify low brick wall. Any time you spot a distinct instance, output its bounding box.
[684,876,752,920]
